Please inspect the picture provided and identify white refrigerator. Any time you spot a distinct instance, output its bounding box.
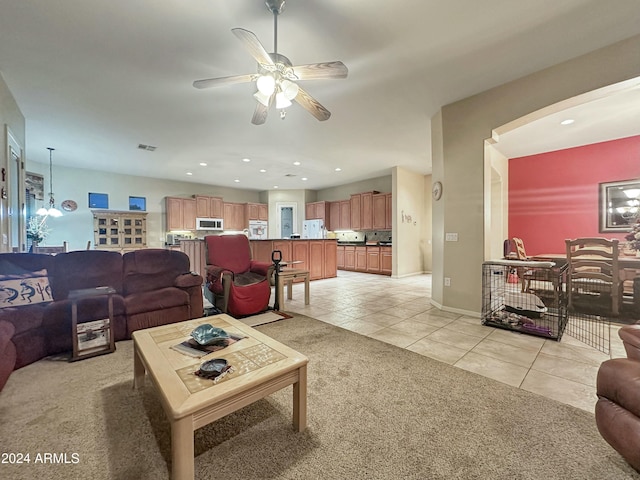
[302,219,325,239]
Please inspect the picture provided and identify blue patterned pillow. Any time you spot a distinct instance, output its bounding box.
[0,269,53,308]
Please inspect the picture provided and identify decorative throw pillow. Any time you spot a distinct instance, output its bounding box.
[0,269,53,308]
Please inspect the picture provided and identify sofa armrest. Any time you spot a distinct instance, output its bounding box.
[619,324,640,361]
[597,358,640,419]
[250,260,272,277]
[174,272,203,289]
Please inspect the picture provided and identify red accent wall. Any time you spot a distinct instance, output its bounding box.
[508,135,640,255]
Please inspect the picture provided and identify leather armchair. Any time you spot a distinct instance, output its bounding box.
[204,234,273,317]
[595,324,640,471]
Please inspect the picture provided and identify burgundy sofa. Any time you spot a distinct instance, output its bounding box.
[0,249,203,392]
[595,324,640,472]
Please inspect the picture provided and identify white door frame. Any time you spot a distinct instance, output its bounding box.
[275,202,298,239]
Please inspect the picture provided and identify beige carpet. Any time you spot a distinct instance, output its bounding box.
[1,314,638,480]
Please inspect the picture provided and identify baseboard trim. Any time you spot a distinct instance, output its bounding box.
[430,299,480,318]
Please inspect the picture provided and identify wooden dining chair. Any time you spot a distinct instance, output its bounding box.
[565,237,622,316]
[514,237,560,302]
[32,241,69,255]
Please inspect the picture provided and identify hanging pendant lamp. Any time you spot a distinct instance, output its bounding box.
[42,147,62,217]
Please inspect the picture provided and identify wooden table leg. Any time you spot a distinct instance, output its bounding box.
[171,416,195,480]
[293,364,307,432]
[287,279,293,300]
[133,345,145,389]
[277,277,285,311]
[304,274,310,305]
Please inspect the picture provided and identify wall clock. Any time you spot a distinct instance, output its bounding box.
[61,199,78,212]
[432,181,443,201]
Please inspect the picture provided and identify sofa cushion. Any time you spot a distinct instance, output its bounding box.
[124,287,190,316]
[0,269,53,308]
[122,249,191,296]
[0,253,55,275]
[0,304,47,336]
[51,251,123,300]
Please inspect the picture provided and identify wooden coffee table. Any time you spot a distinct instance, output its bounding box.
[132,314,308,480]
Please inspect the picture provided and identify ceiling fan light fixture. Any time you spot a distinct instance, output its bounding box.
[256,74,276,95]
[275,91,291,109]
[253,91,272,107]
[280,79,299,100]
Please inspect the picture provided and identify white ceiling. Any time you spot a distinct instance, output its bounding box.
[1,0,639,191]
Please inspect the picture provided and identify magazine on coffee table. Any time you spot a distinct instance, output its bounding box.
[171,334,245,358]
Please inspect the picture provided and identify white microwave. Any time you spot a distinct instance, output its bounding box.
[196,218,224,231]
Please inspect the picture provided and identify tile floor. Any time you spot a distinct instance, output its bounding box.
[279,270,629,413]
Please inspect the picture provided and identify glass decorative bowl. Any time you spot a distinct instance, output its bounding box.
[191,324,229,346]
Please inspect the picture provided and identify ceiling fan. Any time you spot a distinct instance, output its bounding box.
[193,0,348,125]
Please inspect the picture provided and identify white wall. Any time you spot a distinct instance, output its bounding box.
[0,72,26,253]
[26,162,262,251]
[432,34,640,315]
[392,167,428,277]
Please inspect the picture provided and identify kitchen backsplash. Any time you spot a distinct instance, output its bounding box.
[335,230,391,243]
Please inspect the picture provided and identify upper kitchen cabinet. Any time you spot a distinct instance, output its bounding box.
[339,200,351,231]
[166,196,196,231]
[329,201,340,231]
[372,193,393,231]
[223,202,246,231]
[305,201,330,224]
[246,203,268,221]
[361,192,373,230]
[350,194,362,230]
[195,195,223,219]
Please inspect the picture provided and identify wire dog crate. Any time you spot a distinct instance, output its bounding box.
[481,260,568,340]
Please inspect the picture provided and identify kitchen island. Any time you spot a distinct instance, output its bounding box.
[177,238,337,282]
[250,239,337,281]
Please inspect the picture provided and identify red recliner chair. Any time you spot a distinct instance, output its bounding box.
[204,235,273,317]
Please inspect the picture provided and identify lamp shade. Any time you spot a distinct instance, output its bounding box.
[36,207,49,216]
[256,75,276,95]
[280,80,299,101]
[253,91,272,107]
[275,91,292,109]
[48,207,63,218]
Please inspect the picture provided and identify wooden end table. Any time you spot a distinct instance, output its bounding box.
[69,286,116,362]
[277,268,310,309]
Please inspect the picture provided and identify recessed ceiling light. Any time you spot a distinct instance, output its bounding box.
[242,158,251,162]
[335,167,342,172]
[260,169,266,173]
[199,162,207,166]
[186,172,193,176]
[293,161,301,166]
[234,179,240,183]
[273,185,279,189]
[302,177,308,181]
[560,119,575,125]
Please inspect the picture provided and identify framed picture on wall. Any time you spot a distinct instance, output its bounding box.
[129,196,146,211]
[599,179,640,232]
[89,192,109,209]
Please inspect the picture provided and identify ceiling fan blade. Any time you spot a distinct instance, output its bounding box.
[293,61,348,80]
[252,94,273,125]
[232,28,275,66]
[294,87,331,121]
[193,74,255,89]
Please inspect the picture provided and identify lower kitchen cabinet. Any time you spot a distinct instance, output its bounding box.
[249,239,337,280]
[338,245,391,276]
[336,245,345,269]
[344,246,355,271]
[380,246,392,275]
[355,246,367,272]
[366,246,380,273]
